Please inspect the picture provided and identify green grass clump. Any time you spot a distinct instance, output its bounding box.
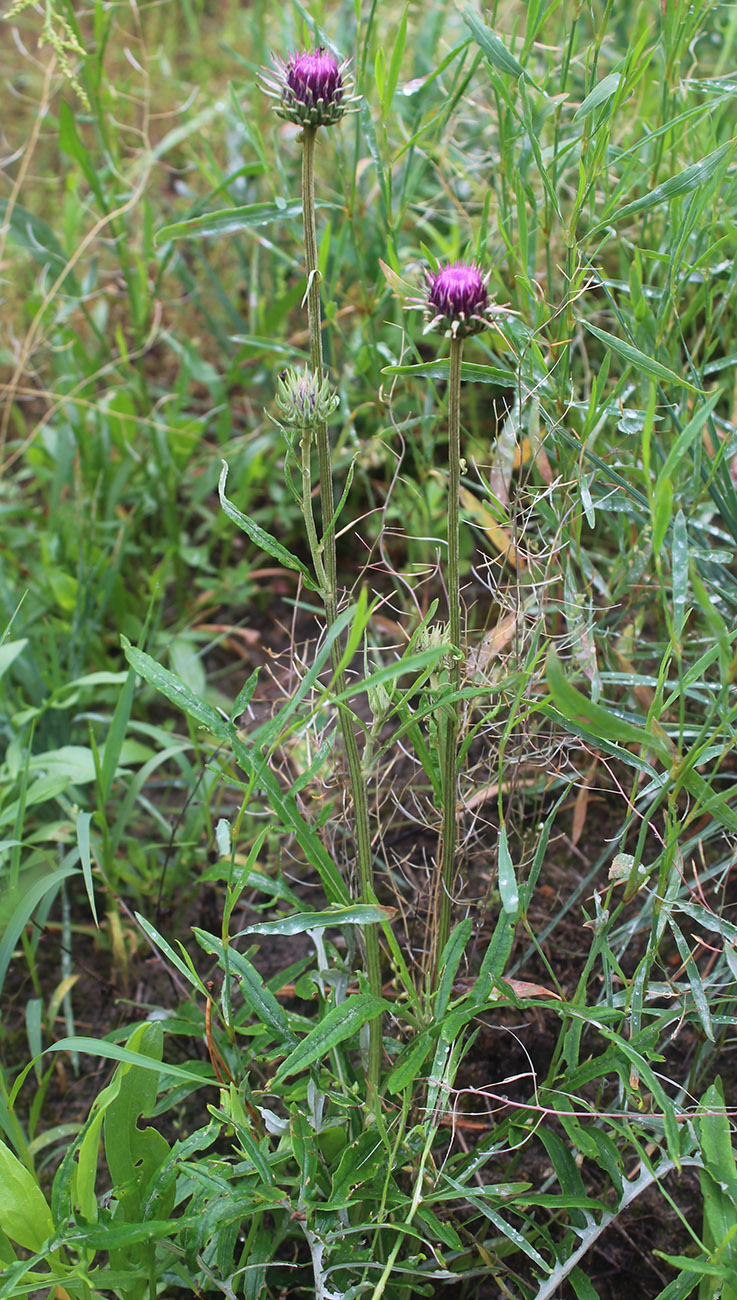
[2,0,737,1297]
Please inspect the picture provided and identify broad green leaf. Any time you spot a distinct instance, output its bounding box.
[0,200,81,294]
[0,865,78,999]
[0,1142,53,1250]
[583,323,701,392]
[157,200,303,243]
[325,1129,386,1209]
[103,1024,170,1227]
[274,995,388,1082]
[219,462,318,589]
[28,745,96,785]
[698,1080,737,1188]
[698,1082,737,1299]
[0,640,27,682]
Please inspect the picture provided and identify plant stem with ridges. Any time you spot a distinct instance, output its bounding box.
[301,125,382,1108]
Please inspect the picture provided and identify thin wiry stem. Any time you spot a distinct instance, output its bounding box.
[301,125,382,1107]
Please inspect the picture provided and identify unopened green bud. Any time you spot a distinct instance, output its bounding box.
[275,366,339,429]
[367,680,393,723]
[418,621,455,669]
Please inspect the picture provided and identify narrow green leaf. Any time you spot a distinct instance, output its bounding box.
[385,1032,434,1094]
[0,865,78,999]
[228,726,350,905]
[101,666,136,801]
[157,200,303,243]
[236,904,393,937]
[588,141,734,235]
[583,323,701,391]
[219,462,318,588]
[460,3,535,83]
[660,390,721,482]
[274,995,388,1082]
[382,359,516,386]
[570,1266,602,1299]
[436,918,472,1019]
[497,825,519,917]
[574,72,621,119]
[58,100,105,208]
[122,638,227,738]
[653,473,673,558]
[650,1271,699,1299]
[192,930,296,1047]
[45,1038,214,1088]
[385,3,409,111]
[668,920,714,1041]
[134,913,210,997]
[546,651,671,759]
[468,908,516,1006]
[672,509,688,641]
[76,811,99,928]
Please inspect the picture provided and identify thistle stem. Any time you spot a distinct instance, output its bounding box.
[301,125,382,1107]
[435,334,464,977]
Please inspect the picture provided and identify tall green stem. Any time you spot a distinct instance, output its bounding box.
[301,126,382,1106]
[435,334,464,975]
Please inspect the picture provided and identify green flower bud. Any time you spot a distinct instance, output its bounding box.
[275,367,339,429]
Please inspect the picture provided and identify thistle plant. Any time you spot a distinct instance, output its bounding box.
[263,48,382,1105]
[411,262,496,975]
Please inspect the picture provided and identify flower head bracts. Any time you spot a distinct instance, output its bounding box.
[406,261,497,339]
[261,47,359,129]
[275,366,339,429]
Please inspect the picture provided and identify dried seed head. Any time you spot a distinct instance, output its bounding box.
[423,262,493,338]
[275,366,339,428]
[261,47,358,129]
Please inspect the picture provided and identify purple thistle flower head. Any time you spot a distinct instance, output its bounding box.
[424,262,493,338]
[261,46,357,129]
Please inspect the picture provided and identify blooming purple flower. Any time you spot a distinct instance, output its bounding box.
[423,262,493,338]
[261,47,357,129]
